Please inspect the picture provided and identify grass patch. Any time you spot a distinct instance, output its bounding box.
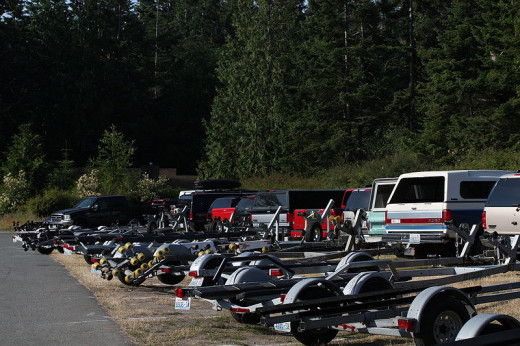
[0,211,39,230]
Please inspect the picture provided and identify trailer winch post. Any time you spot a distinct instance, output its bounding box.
[267,206,283,244]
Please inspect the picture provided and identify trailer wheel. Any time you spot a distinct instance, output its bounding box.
[414,296,471,345]
[304,223,322,242]
[84,254,93,264]
[36,246,54,255]
[157,273,185,285]
[146,220,157,234]
[290,285,340,345]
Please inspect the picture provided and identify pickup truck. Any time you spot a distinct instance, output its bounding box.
[49,195,154,228]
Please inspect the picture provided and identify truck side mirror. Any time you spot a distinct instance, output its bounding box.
[92,204,99,211]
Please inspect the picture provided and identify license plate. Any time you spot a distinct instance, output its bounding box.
[189,277,204,286]
[175,297,191,310]
[409,233,421,243]
[274,322,291,332]
[64,248,73,255]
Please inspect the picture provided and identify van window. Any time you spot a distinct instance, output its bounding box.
[372,184,395,209]
[389,177,445,203]
[460,181,497,199]
[486,178,520,207]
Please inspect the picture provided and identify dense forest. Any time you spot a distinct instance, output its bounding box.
[1,0,519,181]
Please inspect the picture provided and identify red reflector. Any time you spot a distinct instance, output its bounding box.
[269,269,283,276]
[280,294,286,303]
[161,268,172,273]
[482,211,487,229]
[91,258,99,263]
[230,307,250,313]
[188,271,198,277]
[175,288,186,298]
[398,318,415,331]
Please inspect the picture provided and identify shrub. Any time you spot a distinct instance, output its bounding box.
[21,189,79,217]
[128,174,171,204]
[76,169,101,198]
[0,171,31,215]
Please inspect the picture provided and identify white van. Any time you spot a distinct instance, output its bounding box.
[383,170,511,245]
[483,172,520,235]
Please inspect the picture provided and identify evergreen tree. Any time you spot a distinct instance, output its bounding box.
[199,0,306,179]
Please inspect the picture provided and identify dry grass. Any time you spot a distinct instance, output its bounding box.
[0,211,40,230]
[50,252,520,346]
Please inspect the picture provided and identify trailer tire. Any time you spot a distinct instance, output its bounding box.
[84,254,93,264]
[414,296,471,345]
[290,285,340,345]
[146,220,157,234]
[36,246,54,255]
[157,273,185,285]
[304,223,322,242]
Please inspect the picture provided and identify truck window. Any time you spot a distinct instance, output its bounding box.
[389,177,445,203]
[372,184,395,209]
[75,197,96,208]
[486,178,520,207]
[254,193,287,208]
[345,190,371,211]
[459,181,497,199]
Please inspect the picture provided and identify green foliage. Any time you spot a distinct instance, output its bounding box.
[21,189,79,217]
[0,171,31,215]
[1,124,49,192]
[127,173,171,204]
[90,125,138,195]
[47,149,77,189]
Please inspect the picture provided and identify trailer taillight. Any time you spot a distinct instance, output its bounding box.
[280,294,286,303]
[161,268,172,273]
[269,268,283,276]
[91,258,99,263]
[188,270,198,277]
[175,288,187,298]
[230,307,250,313]
[397,318,416,331]
[482,211,487,229]
[189,211,194,220]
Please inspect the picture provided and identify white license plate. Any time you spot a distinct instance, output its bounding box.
[175,297,191,310]
[63,249,73,255]
[189,277,204,286]
[409,234,421,243]
[274,322,291,332]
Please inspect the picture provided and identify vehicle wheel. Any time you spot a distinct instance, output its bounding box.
[414,296,471,345]
[304,223,322,242]
[36,246,54,255]
[84,254,93,265]
[157,273,185,285]
[146,220,157,234]
[291,286,340,345]
[211,220,224,233]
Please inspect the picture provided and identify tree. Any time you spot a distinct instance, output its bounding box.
[90,125,136,194]
[1,123,49,192]
[199,0,306,178]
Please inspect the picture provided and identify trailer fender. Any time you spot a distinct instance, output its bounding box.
[337,251,378,273]
[230,251,259,267]
[455,313,520,340]
[189,253,225,271]
[342,272,393,295]
[284,278,343,304]
[407,286,476,334]
[225,267,272,285]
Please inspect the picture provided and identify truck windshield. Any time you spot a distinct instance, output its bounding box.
[75,197,96,209]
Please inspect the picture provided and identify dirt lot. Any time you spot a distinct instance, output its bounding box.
[50,252,520,346]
